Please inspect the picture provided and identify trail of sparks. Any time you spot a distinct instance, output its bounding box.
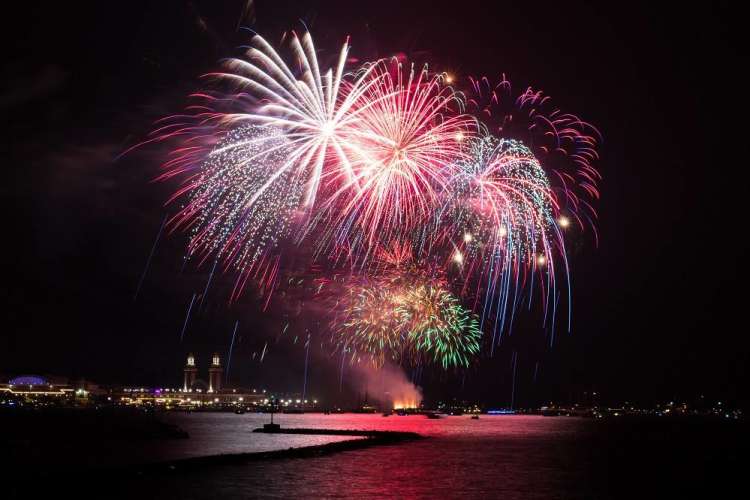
[179,293,197,342]
[226,320,239,381]
[199,259,219,309]
[302,333,311,400]
[134,213,167,301]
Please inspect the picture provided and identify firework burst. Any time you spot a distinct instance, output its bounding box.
[206,31,384,209]
[403,284,482,369]
[432,134,568,347]
[332,270,480,369]
[310,59,475,264]
[440,135,557,265]
[467,76,601,237]
[333,284,409,367]
[168,125,303,293]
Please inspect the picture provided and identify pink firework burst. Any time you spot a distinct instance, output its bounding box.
[466,75,601,241]
[311,59,476,263]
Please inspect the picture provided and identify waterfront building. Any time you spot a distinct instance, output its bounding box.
[2,354,321,411]
[208,353,222,393]
[183,353,198,391]
[0,374,103,406]
[0,375,75,398]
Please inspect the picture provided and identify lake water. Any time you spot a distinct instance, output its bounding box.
[124,413,743,499]
[7,412,744,498]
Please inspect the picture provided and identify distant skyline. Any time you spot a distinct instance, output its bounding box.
[2,1,746,408]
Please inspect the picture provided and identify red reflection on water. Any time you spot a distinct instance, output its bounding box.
[161,414,590,499]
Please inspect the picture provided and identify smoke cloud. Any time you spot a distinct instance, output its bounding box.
[347,361,422,410]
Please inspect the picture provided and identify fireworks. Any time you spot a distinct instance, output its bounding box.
[207,32,382,209]
[144,29,601,370]
[403,284,482,369]
[168,125,303,294]
[467,76,602,236]
[332,275,481,369]
[311,59,475,260]
[434,135,568,346]
[439,135,558,266]
[334,284,409,367]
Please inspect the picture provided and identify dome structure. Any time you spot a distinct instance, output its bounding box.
[9,375,48,386]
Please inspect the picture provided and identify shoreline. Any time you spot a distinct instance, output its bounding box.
[126,429,422,476]
[11,429,423,480]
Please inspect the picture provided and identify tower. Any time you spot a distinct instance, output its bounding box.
[183,353,197,391]
[208,352,222,392]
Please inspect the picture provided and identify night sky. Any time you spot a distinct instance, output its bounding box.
[2,1,745,407]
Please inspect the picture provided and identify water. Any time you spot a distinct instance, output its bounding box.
[147,412,363,462]
[128,413,743,499]
[8,412,744,498]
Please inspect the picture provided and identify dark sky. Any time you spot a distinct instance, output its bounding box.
[2,1,745,407]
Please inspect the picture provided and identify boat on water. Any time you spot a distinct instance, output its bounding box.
[471,415,479,420]
[425,412,442,419]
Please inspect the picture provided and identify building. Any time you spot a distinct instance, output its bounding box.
[2,356,321,412]
[112,354,321,411]
[0,374,102,405]
[208,353,222,393]
[0,375,75,398]
[183,353,198,391]
[183,353,223,393]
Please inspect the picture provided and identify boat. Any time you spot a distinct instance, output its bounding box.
[382,412,391,417]
[425,412,441,419]
[471,415,479,420]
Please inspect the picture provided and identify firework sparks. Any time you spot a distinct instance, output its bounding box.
[440,135,557,267]
[133,213,167,301]
[311,60,475,262]
[435,135,566,346]
[142,28,601,369]
[467,76,602,236]
[179,293,197,342]
[331,272,481,369]
[169,125,304,288]
[205,31,384,208]
[403,284,482,369]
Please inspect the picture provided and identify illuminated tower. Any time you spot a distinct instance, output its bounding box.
[183,353,197,391]
[208,352,222,393]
